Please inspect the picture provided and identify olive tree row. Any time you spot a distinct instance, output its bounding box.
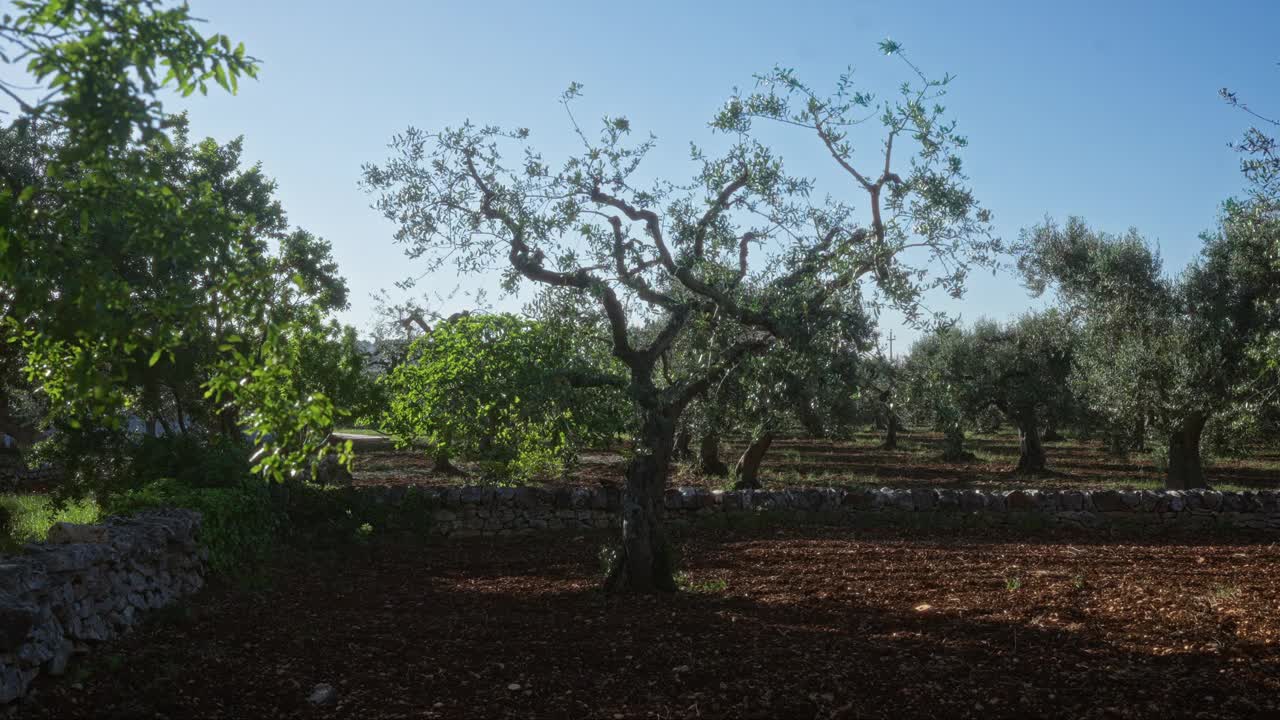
[1018,212,1280,489]
[902,311,1074,473]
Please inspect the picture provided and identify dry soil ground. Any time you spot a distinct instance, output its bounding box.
[26,526,1280,719]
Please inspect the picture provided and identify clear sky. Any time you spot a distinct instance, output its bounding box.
[167,0,1277,351]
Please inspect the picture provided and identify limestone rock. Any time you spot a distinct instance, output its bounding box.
[308,682,338,706]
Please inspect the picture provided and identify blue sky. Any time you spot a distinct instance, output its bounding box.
[168,0,1277,350]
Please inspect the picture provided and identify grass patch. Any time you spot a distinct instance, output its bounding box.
[677,573,729,594]
[1210,583,1240,600]
[0,493,101,547]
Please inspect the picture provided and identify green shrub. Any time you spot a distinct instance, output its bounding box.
[273,482,366,543]
[105,478,278,575]
[129,434,252,489]
[379,313,628,482]
[28,431,253,501]
[277,482,435,544]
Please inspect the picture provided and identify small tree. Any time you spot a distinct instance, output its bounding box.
[903,328,974,461]
[379,313,626,481]
[958,313,1074,475]
[364,46,998,591]
[0,1,350,484]
[3,118,359,491]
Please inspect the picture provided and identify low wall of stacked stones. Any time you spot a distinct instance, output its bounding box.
[0,510,204,703]
[0,456,60,492]
[355,485,1280,537]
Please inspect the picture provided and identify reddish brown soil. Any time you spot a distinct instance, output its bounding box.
[27,527,1280,719]
[350,432,1280,492]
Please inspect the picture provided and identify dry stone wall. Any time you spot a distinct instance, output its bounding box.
[358,484,1280,537]
[0,456,59,492]
[0,510,204,703]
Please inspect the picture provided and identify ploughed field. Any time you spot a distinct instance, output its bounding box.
[347,431,1280,492]
[27,527,1280,719]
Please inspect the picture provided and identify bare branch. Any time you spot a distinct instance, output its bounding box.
[590,187,676,271]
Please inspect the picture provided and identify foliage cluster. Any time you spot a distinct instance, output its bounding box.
[379,312,628,482]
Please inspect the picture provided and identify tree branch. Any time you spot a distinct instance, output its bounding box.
[693,171,750,259]
[463,153,640,367]
[667,334,773,410]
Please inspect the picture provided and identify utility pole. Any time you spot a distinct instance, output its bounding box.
[882,329,899,449]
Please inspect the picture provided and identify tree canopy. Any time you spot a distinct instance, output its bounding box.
[379,312,628,481]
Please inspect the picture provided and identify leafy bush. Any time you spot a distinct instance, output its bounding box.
[272,482,366,543]
[276,482,435,544]
[27,430,255,502]
[379,313,628,481]
[105,479,279,576]
[128,435,252,489]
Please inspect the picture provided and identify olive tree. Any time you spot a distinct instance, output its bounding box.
[657,285,872,485]
[735,300,873,488]
[1222,80,1280,378]
[859,353,905,449]
[902,327,975,461]
[363,45,998,592]
[957,313,1074,474]
[673,291,873,489]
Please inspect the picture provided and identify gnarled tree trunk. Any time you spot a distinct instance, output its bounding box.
[882,412,901,450]
[432,449,460,474]
[1104,432,1127,456]
[733,431,774,489]
[605,411,678,593]
[941,425,971,462]
[1015,414,1047,475]
[699,432,728,476]
[173,387,189,434]
[1166,414,1209,490]
[877,387,900,449]
[1042,419,1063,442]
[673,428,692,461]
